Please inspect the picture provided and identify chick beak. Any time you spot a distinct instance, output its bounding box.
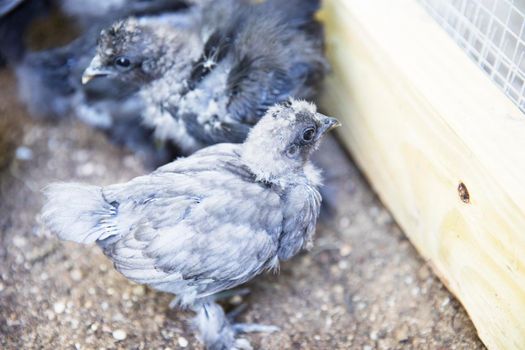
[318,113,342,135]
[81,56,112,84]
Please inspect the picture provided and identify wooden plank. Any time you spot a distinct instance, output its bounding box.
[319,0,525,349]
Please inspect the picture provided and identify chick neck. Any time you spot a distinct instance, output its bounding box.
[240,138,320,189]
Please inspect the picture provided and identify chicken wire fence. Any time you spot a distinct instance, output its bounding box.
[419,0,525,113]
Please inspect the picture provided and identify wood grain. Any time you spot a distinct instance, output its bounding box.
[319,0,525,349]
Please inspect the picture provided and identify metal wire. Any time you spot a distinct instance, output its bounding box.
[419,0,525,113]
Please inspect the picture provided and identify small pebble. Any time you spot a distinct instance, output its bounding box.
[15,146,33,161]
[45,310,55,321]
[53,302,66,314]
[112,329,127,341]
[394,324,410,342]
[356,302,367,311]
[339,244,352,256]
[417,265,431,280]
[229,295,243,305]
[177,337,189,348]
[154,314,165,324]
[113,313,124,322]
[77,163,95,176]
[132,285,145,296]
[440,297,450,310]
[70,269,82,281]
[333,284,344,295]
[325,316,333,328]
[12,236,27,248]
[70,318,79,329]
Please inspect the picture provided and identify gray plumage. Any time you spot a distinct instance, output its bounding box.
[41,100,340,350]
[83,0,327,154]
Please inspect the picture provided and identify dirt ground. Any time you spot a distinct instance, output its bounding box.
[0,68,486,349]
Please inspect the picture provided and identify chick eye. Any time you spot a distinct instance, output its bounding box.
[302,127,316,142]
[114,56,131,69]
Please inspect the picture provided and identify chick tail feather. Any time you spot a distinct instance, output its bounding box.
[42,183,118,244]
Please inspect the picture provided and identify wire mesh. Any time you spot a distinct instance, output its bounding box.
[419,0,525,113]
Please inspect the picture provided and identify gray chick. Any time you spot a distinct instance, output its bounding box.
[82,0,327,154]
[42,99,340,350]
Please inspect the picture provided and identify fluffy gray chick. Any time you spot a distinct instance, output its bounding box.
[42,99,340,350]
[82,0,327,154]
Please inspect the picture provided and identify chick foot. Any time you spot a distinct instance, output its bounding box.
[227,303,280,334]
[192,299,279,350]
[233,323,280,334]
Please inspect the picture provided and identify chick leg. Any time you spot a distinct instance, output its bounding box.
[192,300,249,350]
[192,299,279,350]
[233,323,280,334]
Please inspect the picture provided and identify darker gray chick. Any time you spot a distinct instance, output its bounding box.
[12,4,195,165]
[42,100,340,350]
[83,0,328,154]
